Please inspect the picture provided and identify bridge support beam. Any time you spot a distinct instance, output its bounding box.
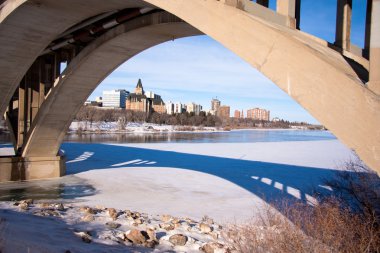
[276,0,300,29]
[368,0,380,95]
[335,0,352,51]
[0,155,65,182]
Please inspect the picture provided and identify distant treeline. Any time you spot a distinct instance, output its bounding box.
[75,106,322,129]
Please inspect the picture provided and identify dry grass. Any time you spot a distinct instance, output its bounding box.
[226,199,379,253]
[225,159,380,253]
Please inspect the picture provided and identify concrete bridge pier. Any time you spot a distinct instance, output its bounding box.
[0,155,65,182]
[1,52,69,182]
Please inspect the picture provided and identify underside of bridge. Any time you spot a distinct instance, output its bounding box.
[0,0,379,181]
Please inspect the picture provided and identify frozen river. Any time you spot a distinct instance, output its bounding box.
[0,130,352,222]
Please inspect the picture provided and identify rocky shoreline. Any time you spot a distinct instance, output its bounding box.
[1,199,234,252]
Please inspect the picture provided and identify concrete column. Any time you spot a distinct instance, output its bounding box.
[364,0,372,59]
[368,0,380,95]
[39,57,47,106]
[335,0,352,51]
[17,77,27,150]
[25,68,32,135]
[295,0,301,29]
[256,0,269,7]
[30,59,41,122]
[276,0,300,29]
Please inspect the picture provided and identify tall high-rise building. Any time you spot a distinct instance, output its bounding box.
[166,101,175,114]
[209,98,221,115]
[234,110,241,118]
[246,108,270,121]
[187,102,203,115]
[102,89,128,108]
[217,105,230,119]
[174,102,185,113]
[211,98,221,111]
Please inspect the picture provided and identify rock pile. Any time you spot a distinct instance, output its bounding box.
[8,199,235,252]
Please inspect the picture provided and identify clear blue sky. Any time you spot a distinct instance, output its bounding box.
[89,0,367,124]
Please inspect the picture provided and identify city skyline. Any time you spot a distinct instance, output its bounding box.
[96,83,277,121]
[89,1,367,124]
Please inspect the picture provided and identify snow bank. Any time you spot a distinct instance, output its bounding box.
[68,121,217,134]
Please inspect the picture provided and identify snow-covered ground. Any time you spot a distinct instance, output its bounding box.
[62,140,353,223]
[69,121,218,133]
[0,140,355,252]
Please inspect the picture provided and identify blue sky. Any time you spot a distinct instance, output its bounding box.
[89,0,367,124]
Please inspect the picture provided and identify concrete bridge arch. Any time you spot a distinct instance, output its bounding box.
[0,0,379,180]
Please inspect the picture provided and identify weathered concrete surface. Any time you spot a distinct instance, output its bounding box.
[0,0,151,118]
[368,0,380,95]
[139,0,379,173]
[0,0,379,174]
[22,12,201,157]
[0,155,65,182]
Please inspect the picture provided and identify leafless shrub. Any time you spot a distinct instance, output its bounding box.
[226,158,380,253]
[325,156,380,220]
[226,198,379,253]
[117,116,127,130]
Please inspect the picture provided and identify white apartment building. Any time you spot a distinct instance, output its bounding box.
[174,102,185,114]
[102,89,128,108]
[166,101,175,114]
[186,102,203,115]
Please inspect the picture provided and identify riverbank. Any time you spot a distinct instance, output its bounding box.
[0,140,354,252]
[69,121,220,134]
[0,200,231,253]
[67,121,322,135]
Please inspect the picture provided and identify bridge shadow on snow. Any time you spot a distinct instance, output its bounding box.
[61,142,355,210]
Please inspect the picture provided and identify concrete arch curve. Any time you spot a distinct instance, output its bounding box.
[0,0,379,173]
[143,0,380,172]
[0,0,154,117]
[22,11,201,157]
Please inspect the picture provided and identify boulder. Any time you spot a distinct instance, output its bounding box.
[143,240,158,248]
[19,202,29,211]
[200,242,225,253]
[159,223,175,231]
[125,229,148,244]
[169,234,188,246]
[200,223,213,233]
[105,222,120,229]
[146,228,157,241]
[202,216,214,225]
[55,203,65,211]
[75,231,92,243]
[80,206,97,214]
[107,208,118,220]
[134,218,144,224]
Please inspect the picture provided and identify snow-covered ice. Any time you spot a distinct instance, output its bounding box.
[59,140,354,222]
[0,139,357,252]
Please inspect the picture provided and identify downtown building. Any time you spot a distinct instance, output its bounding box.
[166,101,186,114]
[102,89,129,108]
[234,110,244,118]
[246,108,270,121]
[186,102,202,116]
[217,105,230,120]
[209,98,221,115]
[126,79,165,114]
